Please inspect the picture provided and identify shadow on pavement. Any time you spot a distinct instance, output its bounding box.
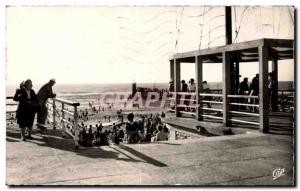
[117,144,167,167]
[6,127,168,167]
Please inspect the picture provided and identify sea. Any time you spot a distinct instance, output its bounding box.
[6,81,294,108]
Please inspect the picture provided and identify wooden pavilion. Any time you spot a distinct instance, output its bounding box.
[169,38,294,133]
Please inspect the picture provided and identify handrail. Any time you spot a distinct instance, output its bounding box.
[177,92,196,96]
[201,100,223,104]
[47,97,80,149]
[230,118,259,126]
[53,98,80,107]
[199,93,223,97]
[62,109,74,116]
[179,98,196,101]
[227,95,258,99]
[201,107,223,112]
[230,110,260,117]
[229,102,259,107]
[201,114,223,120]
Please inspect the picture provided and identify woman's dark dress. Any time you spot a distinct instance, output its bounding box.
[14,89,39,128]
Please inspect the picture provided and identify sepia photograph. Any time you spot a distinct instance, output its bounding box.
[4,3,295,187]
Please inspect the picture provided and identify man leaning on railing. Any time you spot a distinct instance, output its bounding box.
[36,79,56,129]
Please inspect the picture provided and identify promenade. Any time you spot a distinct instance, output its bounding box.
[6,115,294,186]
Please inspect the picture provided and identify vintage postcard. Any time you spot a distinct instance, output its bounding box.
[5,5,295,186]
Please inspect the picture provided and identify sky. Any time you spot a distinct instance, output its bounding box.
[5,6,294,85]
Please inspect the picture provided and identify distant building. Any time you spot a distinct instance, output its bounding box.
[132,82,137,97]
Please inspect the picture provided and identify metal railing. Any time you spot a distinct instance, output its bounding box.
[199,93,223,120]
[6,97,18,126]
[168,92,263,126]
[47,98,80,148]
[278,89,295,112]
[168,92,224,120]
[227,94,260,126]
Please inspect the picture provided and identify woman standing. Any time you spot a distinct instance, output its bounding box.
[14,79,39,141]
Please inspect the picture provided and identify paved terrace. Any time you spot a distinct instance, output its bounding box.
[6,114,294,186]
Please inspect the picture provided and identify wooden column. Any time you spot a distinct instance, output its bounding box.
[272,58,278,112]
[170,60,174,82]
[174,59,181,117]
[195,56,203,121]
[259,46,269,133]
[230,54,240,95]
[222,52,231,126]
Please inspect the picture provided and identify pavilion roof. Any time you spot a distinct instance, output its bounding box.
[169,38,294,63]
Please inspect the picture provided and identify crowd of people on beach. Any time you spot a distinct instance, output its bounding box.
[73,112,169,147]
[75,107,124,123]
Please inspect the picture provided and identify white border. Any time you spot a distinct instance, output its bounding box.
[0,1,298,191]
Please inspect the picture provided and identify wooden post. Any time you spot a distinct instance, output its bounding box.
[52,99,56,130]
[61,103,66,137]
[272,58,278,112]
[195,56,203,121]
[225,6,232,45]
[223,51,231,126]
[170,60,174,82]
[259,46,269,133]
[174,59,181,117]
[74,106,79,149]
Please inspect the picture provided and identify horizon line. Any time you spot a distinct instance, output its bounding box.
[6,80,295,87]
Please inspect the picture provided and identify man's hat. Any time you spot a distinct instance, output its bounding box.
[189,78,194,83]
[50,78,56,83]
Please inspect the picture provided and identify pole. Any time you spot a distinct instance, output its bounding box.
[53,99,56,130]
[74,106,79,149]
[225,6,232,45]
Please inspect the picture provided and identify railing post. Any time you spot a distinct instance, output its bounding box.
[53,99,56,130]
[74,106,79,149]
[61,103,66,137]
